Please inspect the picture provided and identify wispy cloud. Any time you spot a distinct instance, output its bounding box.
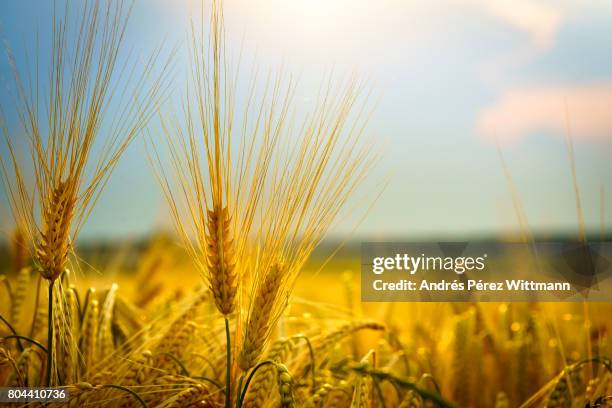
[477,82,612,143]
[470,0,562,49]
[468,0,569,90]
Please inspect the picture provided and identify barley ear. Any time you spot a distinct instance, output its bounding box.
[99,284,119,358]
[276,364,295,408]
[238,264,284,371]
[350,373,371,408]
[242,337,296,407]
[206,206,237,316]
[81,299,100,374]
[60,286,80,384]
[10,267,30,328]
[36,179,75,283]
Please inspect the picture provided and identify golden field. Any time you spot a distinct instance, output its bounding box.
[1,240,611,407]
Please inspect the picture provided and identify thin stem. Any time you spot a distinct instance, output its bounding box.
[236,374,244,406]
[102,384,148,408]
[225,317,231,408]
[0,276,12,329]
[1,274,13,299]
[292,334,316,393]
[2,335,48,354]
[381,373,458,408]
[237,360,276,408]
[418,373,442,394]
[46,280,54,387]
[29,274,42,337]
[573,357,612,373]
[0,314,23,351]
[192,376,225,390]
[156,352,190,376]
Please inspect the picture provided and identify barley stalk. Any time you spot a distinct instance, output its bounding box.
[0,0,169,388]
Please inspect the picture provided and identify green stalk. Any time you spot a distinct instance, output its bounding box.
[225,317,231,408]
[292,334,316,392]
[46,281,53,386]
[237,360,276,407]
[2,335,48,353]
[0,314,23,351]
[102,385,148,408]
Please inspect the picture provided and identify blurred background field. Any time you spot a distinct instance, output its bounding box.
[3,234,611,406]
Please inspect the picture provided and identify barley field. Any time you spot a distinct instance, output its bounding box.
[2,241,611,407]
[1,1,611,407]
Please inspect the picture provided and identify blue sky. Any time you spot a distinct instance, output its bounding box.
[1,0,611,240]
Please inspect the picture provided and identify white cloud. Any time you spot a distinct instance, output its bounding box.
[477,82,612,143]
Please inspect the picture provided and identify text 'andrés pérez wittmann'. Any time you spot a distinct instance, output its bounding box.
[361,242,611,302]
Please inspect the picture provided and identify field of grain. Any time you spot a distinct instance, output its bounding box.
[1,1,611,407]
[2,242,612,407]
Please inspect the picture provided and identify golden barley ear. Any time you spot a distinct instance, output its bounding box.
[276,364,296,408]
[36,179,76,282]
[8,347,34,387]
[206,206,237,316]
[1,0,171,284]
[59,286,80,385]
[81,298,99,375]
[238,263,284,371]
[162,384,211,408]
[10,267,30,329]
[350,372,371,408]
[451,310,474,408]
[242,337,296,408]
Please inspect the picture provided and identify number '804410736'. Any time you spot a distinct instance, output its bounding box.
[1,387,68,402]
